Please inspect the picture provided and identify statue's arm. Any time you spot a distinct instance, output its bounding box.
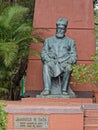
[68,40,77,64]
[41,39,50,63]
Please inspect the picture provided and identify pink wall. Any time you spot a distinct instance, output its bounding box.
[26,0,96,91]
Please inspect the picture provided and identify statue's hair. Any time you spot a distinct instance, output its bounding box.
[56,18,68,26]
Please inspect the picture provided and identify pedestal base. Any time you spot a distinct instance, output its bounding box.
[6,99,84,130]
[36,94,76,98]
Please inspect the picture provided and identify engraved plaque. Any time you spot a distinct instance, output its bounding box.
[14,115,48,129]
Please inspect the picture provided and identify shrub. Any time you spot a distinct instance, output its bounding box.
[0,103,8,130]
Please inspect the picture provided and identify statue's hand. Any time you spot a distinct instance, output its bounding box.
[54,59,58,64]
[43,56,51,63]
[48,53,56,59]
[61,61,72,71]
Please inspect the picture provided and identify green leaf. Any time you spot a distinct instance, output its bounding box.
[0,42,18,67]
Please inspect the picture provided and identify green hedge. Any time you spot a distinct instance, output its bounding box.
[0,103,8,130]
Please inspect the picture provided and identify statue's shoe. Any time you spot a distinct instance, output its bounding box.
[40,90,50,96]
[62,91,69,95]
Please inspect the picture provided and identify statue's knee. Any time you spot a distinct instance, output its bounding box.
[66,64,72,72]
[43,64,48,69]
[65,68,71,73]
[43,64,50,73]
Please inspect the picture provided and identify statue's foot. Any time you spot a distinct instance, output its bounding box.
[40,90,50,96]
[62,91,69,95]
[68,88,76,96]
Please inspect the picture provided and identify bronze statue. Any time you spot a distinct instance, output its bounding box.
[40,18,77,97]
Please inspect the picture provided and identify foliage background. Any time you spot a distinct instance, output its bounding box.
[0,0,42,100]
[0,103,8,130]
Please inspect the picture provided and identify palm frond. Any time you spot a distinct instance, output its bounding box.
[14,24,32,35]
[0,87,9,94]
[0,5,29,30]
[0,42,18,67]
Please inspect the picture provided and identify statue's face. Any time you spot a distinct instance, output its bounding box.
[56,25,66,38]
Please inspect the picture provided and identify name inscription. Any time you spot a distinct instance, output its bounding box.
[14,115,48,129]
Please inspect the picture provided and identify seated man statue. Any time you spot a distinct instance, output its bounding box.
[41,18,77,96]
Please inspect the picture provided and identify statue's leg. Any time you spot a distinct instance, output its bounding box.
[62,69,71,95]
[41,64,51,95]
[67,86,76,97]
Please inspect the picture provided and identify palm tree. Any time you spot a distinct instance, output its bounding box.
[0,4,42,100]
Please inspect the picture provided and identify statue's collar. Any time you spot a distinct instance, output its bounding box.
[55,36,66,40]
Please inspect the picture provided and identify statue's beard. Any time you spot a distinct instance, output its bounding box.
[56,33,65,38]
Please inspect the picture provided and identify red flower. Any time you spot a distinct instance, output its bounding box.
[80,73,84,77]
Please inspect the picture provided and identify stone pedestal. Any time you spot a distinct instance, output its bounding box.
[6,99,98,130]
[6,99,86,130]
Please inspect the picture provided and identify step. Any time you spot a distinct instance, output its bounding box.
[85,117,98,125]
[84,125,98,130]
[21,97,93,103]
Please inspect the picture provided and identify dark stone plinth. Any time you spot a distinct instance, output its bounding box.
[36,94,76,98]
[25,91,94,98]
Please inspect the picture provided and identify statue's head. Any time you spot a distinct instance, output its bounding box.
[56,18,68,38]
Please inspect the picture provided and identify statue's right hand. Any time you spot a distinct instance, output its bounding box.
[44,59,55,65]
[45,58,50,63]
[48,53,56,59]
